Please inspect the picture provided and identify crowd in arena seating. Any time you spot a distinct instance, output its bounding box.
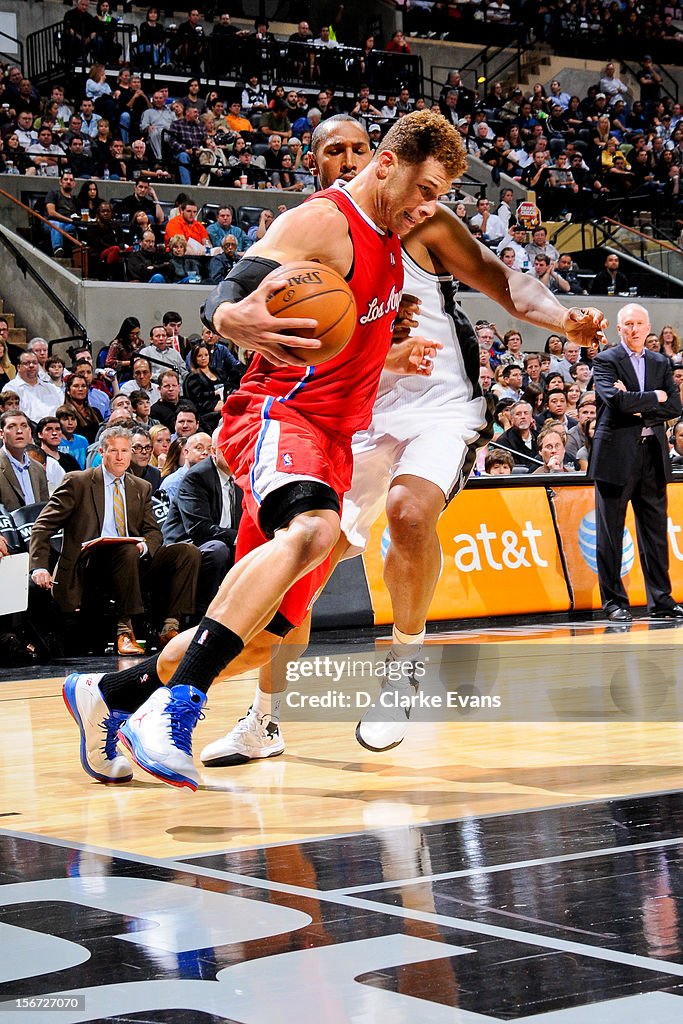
[474,315,683,476]
[0,312,249,664]
[401,0,683,60]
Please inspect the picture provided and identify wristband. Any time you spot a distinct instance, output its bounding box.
[201,256,281,333]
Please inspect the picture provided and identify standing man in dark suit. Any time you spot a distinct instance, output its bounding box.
[30,425,201,655]
[590,303,682,621]
[162,439,242,614]
[0,411,49,512]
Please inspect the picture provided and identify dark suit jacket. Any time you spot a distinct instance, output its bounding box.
[162,457,242,548]
[496,427,539,466]
[589,344,681,485]
[29,466,162,611]
[0,451,49,512]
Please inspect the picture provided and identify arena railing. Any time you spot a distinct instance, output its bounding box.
[26,24,423,100]
[0,188,90,345]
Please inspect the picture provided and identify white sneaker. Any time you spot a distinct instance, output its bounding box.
[118,685,206,791]
[201,707,285,767]
[63,672,133,783]
[356,664,420,752]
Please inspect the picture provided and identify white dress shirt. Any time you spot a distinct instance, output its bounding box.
[101,467,128,538]
[2,377,62,422]
[1,446,36,504]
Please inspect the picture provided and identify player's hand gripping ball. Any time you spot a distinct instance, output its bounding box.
[263,261,357,365]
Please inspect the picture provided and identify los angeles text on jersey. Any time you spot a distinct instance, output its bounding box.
[359,285,402,325]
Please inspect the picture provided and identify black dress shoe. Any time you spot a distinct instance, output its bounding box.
[607,607,633,622]
[651,605,683,619]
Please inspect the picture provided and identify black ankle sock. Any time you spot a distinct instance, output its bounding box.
[166,618,244,695]
[100,656,162,713]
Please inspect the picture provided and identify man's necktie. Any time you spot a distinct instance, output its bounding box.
[113,478,126,537]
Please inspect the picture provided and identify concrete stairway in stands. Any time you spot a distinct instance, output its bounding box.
[0,298,28,351]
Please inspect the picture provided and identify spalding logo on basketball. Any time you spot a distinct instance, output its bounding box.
[263,261,356,365]
[578,511,635,576]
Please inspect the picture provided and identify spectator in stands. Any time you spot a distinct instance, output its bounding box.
[44,170,78,257]
[565,391,597,459]
[149,423,171,469]
[71,359,109,419]
[224,100,253,136]
[137,7,169,69]
[590,252,630,295]
[531,253,571,294]
[533,425,576,474]
[496,401,539,468]
[484,450,514,475]
[37,414,80,471]
[165,105,205,185]
[520,150,553,208]
[496,225,530,271]
[55,404,88,469]
[128,390,156,428]
[127,230,172,283]
[31,425,200,654]
[259,98,292,141]
[63,0,97,63]
[27,127,63,176]
[128,427,161,490]
[439,70,474,117]
[117,180,164,226]
[2,351,62,424]
[139,325,187,379]
[27,339,50,383]
[118,356,160,405]
[165,234,204,283]
[241,73,269,118]
[173,405,199,440]
[468,196,506,244]
[86,202,123,281]
[207,205,251,253]
[104,317,142,383]
[78,98,101,139]
[174,9,207,76]
[659,325,682,366]
[230,146,267,188]
[498,364,524,400]
[63,373,102,443]
[0,410,49,511]
[150,369,182,429]
[525,225,560,264]
[62,137,92,180]
[0,338,16,391]
[538,388,578,431]
[599,62,629,103]
[139,89,176,161]
[207,234,239,283]
[160,427,209,496]
[182,341,226,432]
[555,253,587,294]
[164,196,209,253]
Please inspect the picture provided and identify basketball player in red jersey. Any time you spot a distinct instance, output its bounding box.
[200,114,608,764]
[64,111,464,790]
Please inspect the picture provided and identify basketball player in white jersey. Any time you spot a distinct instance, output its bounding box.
[200,115,607,763]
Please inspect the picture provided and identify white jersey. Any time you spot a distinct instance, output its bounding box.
[372,248,486,433]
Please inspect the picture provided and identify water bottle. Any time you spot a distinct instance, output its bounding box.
[103,166,110,180]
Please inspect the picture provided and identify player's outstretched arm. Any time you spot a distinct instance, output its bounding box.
[416,206,607,346]
[202,201,353,367]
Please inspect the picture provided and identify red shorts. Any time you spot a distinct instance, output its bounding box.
[219,393,353,628]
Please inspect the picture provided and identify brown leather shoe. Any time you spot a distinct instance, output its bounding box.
[158,628,179,649]
[117,633,146,656]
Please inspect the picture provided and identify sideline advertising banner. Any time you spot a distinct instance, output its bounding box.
[553,482,683,610]
[362,486,570,624]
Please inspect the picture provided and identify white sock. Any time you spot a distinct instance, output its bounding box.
[391,625,426,661]
[252,686,283,723]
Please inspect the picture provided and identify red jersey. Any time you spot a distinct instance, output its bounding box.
[225,187,403,439]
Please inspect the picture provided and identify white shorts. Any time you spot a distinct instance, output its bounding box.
[341,412,482,558]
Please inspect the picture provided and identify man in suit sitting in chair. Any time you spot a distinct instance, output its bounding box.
[0,411,49,512]
[29,425,201,654]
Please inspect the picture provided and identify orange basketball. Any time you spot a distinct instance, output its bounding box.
[264,261,357,365]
